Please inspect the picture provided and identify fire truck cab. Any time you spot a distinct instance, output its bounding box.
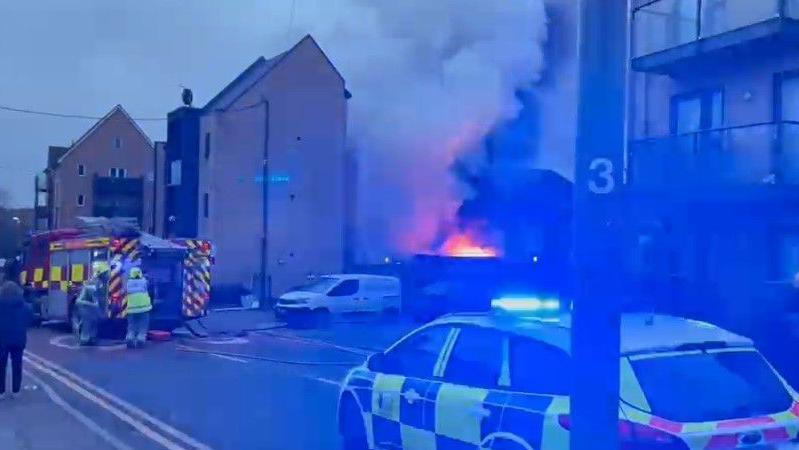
[19,228,212,332]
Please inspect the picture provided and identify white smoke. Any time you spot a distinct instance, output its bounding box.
[291,0,549,261]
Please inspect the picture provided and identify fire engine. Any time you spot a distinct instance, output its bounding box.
[18,221,212,332]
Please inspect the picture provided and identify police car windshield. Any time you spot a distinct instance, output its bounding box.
[297,277,340,294]
[631,349,793,422]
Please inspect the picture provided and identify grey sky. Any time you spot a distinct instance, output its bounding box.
[0,1,557,258]
[0,0,302,207]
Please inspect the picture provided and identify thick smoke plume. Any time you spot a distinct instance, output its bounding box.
[293,0,549,261]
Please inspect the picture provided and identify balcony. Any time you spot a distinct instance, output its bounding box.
[632,0,799,74]
[629,122,799,199]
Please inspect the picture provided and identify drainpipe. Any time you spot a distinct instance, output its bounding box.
[261,99,271,307]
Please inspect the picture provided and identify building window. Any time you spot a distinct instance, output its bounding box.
[169,160,182,186]
[204,132,211,160]
[114,137,122,149]
[203,193,209,218]
[671,89,724,134]
[119,168,126,178]
[78,164,85,176]
[109,168,126,178]
[77,194,85,207]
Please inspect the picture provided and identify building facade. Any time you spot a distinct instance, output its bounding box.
[35,105,157,232]
[628,1,799,335]
[165,35,349,298]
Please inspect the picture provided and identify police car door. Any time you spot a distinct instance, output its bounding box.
[432,326,508,449]
[491,336,572,450]
[371,325,456,450]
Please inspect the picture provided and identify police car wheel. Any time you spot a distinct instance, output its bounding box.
[339,395,367,450]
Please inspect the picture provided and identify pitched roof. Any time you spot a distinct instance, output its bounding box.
[203,35,345,112]
[47,146,69,170]
[53,105,153,168]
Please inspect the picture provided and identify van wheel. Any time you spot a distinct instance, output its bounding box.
[314,308,331,328]
[339,395,367,450]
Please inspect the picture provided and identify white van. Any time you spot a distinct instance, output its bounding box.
[275,274,401,320]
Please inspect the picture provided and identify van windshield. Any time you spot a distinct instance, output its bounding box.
[297,277,340,294]
[631,349,793,423]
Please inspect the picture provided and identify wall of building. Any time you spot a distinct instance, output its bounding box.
[164,107,201,238]
[50,109,155,231]
[154,141,167,237]
[199,38,348,296]
[631,51,799,139]
[627,23,799,335]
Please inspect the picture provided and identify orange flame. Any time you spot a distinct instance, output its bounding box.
[439,233,499,258]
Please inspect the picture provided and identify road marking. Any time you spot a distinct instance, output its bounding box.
[257,331,372,356]
[49,334,127,351]
[194,337,250,345]
[24,370,135,450]
[307,376,341,387]
[24,357,190,450]
[206,352,249,364]
[25,351,212,450]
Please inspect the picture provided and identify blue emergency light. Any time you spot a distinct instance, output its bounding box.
[491,296,561,313]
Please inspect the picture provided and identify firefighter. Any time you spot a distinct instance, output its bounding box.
[125,267,152,349]
[75,261,110,346]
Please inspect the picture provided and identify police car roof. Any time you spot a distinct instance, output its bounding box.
[428,312,753,356]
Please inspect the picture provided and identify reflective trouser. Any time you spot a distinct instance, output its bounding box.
[126,312,150,345]
[77,303,100,345]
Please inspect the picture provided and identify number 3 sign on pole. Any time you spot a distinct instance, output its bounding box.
[588,157,616,195]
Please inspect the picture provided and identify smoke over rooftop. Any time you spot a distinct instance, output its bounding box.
[291,0,549,261]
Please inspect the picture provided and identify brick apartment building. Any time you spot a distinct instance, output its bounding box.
[627,1,799,337]
[35,105,158,232]
[163,35,350,298]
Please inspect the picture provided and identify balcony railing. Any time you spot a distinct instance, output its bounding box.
[633,0,797,59]
[629,122,799,191]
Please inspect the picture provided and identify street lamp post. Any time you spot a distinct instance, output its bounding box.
[571,1,628,450]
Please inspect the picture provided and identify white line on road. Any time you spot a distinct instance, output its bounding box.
[257,331,372,356]
[24,357,190,450]
[207,352,249,364]
[307,376,341,387]
[24,369,135,450]
[25,350,212,450]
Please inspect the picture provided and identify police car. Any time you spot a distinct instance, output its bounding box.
[337,299,799,450]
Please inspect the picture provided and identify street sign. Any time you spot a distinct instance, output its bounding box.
[571,1,628,449]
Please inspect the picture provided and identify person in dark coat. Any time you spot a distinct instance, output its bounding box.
[0,281,30,398]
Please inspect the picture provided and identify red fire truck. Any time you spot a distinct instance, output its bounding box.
[19,228,212,332]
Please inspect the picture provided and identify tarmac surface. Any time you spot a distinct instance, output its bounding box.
[5,310,415,450]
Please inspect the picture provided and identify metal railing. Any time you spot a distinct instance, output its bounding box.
[629,121,799,188]
[632,0,786,57]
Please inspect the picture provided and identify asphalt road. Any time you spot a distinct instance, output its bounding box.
[15,318,414,450]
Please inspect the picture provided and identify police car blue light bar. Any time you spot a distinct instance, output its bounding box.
[491,296,561,312]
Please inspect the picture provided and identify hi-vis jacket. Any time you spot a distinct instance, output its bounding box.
[125,277,152,314]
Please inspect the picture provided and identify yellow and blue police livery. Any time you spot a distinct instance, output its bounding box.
[337,303,799,450]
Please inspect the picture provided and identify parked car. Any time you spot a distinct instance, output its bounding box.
[275,274,401,326]
[338,306,799,450]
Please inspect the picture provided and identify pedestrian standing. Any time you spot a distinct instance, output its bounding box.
[125,267,152,349]
[0,281,31,399]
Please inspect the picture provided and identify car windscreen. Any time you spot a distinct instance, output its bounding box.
[631,349,793,423]
[297,277,340,294]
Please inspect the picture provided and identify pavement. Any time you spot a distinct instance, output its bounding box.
[7,310,417,450]
[0,374,112,450]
